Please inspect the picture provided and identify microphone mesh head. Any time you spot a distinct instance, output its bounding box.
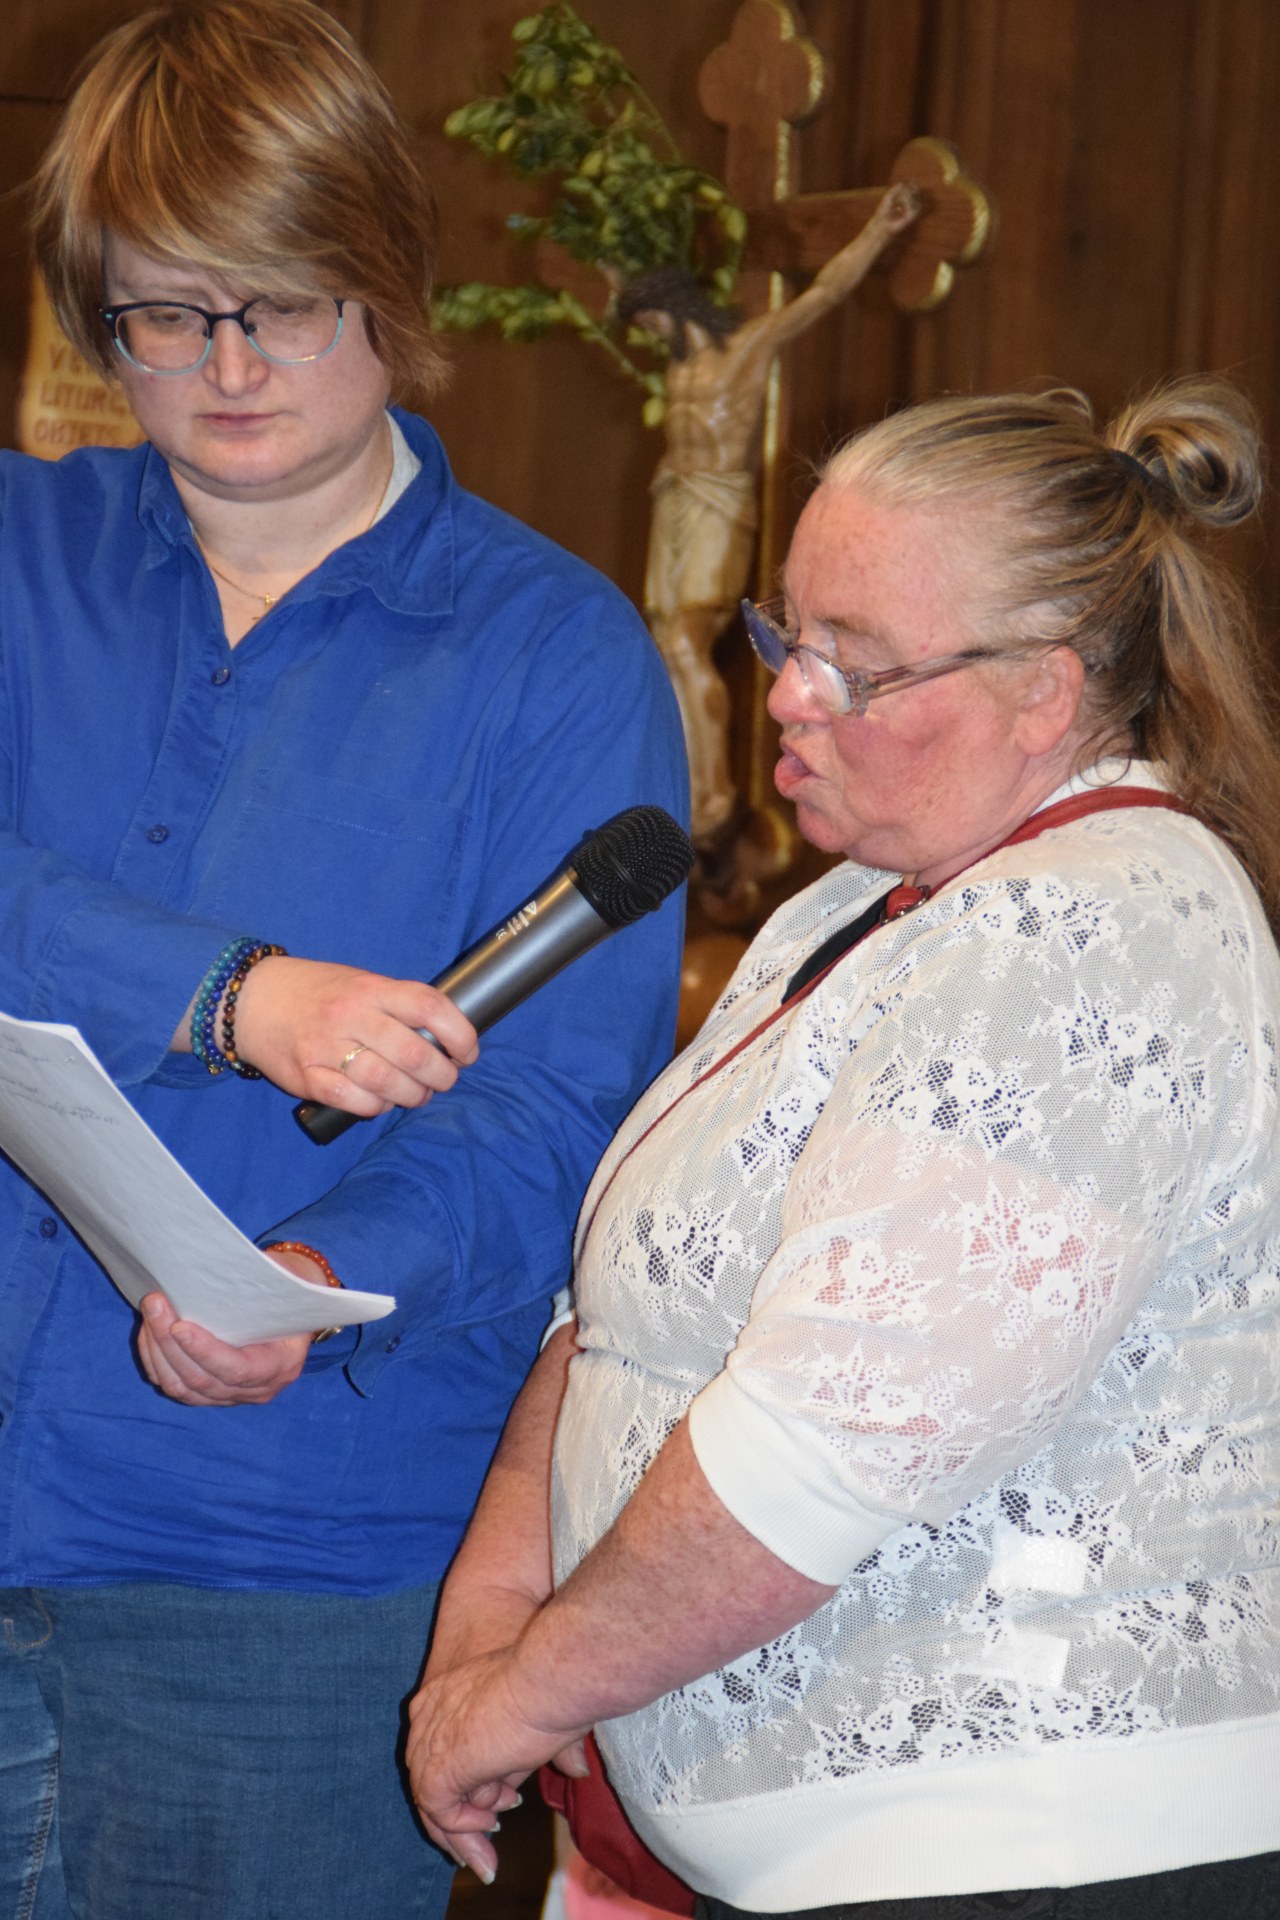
[572,806,695,927]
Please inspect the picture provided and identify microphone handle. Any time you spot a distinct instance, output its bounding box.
[293,871,609,1145]
[431,871,608,1029]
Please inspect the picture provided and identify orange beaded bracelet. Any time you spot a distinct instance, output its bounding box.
[263,1240,345,1342]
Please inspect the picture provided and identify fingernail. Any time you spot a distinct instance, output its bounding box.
[477,1865,496,1887]
[511,1792,523,1808]
[142,1297,162,1321]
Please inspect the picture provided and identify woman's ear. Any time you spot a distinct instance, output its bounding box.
[1012,645,1087,757]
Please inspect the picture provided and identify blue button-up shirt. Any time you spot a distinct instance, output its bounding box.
[0,409,687,1592]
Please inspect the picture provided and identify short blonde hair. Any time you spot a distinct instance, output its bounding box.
[820,380,1280,926]
[30,0,446,404]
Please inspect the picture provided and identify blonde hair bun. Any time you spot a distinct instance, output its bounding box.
[1106,377,1263,529]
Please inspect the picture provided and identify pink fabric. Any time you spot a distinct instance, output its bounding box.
[562,1843,687,1920]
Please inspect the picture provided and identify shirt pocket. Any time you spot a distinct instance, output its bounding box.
[197,765,471,976]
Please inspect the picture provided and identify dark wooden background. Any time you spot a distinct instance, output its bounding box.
[5,0,1279,617]
[7,0,1278,971]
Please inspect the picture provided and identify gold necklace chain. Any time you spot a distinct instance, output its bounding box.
[199,549,280,620]
[196,466,391,624]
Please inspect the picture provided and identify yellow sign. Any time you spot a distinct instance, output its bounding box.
[16,279,144,459]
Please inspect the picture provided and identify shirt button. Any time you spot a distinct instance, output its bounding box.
[384,1334,401,1353]
[146,824,170,844]
[39,1217,58,1239]
[211,667,231,686]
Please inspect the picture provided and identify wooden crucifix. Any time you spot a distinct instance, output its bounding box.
[636,0,989,917]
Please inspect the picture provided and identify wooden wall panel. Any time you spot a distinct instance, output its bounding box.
[357,0,745,603]
[0,102,60,448]
[759,0,1280,623]
[0,0,139,94]
[3,0,1279,742]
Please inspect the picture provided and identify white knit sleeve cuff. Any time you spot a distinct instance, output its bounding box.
[540,1286,575,1348]
[688,1369,892,1584]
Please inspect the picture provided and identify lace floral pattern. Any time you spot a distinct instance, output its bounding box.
[552,800,1280,1822]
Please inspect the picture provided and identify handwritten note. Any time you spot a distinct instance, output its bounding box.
[0,1012,395,1343]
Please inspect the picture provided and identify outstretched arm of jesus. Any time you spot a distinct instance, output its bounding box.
[729,180,921,373]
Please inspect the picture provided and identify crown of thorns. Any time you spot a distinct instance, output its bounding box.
[615,267,741,356]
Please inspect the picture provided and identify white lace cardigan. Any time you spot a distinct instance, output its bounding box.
[552,769,1280,1907]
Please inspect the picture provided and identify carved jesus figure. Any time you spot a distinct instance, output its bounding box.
[619,181,920,846]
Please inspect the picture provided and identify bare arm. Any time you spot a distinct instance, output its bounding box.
[429,1321,576,1671]
[729,181,921,372]
[406,1417,835,1880]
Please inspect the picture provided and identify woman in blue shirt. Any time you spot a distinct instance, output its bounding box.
[0,5,687,1917]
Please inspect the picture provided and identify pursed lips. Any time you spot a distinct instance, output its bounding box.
[198,411,279,430]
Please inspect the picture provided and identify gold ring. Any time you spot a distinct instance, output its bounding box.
[339,1044,368,1074]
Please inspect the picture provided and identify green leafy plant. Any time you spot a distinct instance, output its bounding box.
[433,4,745,424]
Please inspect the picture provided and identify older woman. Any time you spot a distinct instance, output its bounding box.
[409,379,1280,1919]
[0,5,685,1918]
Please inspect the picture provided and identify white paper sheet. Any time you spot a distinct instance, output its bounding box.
[0,1011,395,1344]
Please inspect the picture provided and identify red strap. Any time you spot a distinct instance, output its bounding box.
[995,785,1191,847]
[538,1737,696,1915]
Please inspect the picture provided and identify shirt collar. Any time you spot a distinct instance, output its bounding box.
[137,405,457,620]
[1040,756,1166,810]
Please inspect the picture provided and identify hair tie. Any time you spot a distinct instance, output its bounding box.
[1111,446,1175,511]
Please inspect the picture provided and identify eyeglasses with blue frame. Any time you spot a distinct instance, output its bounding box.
[98,294,346,376]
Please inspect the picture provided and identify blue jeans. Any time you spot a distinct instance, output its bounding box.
[0,1582,455,1920]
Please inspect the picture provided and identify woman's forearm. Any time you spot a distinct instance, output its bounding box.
[505,1418,836,1737]
[407,1408,836,1877]
[428,1320,576,1669]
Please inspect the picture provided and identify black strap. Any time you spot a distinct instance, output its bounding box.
[780,788,1198,1007]
[782,888,896,1002]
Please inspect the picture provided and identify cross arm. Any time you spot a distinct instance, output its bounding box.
[742,137,991,314]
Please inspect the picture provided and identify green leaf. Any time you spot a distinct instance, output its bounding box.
[438,1,747,417]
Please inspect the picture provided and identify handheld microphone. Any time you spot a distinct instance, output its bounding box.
[294,804,694,1144]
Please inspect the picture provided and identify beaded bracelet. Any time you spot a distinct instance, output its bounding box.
[264,1240,343,1290]
[191,937,262,1075]
[264,1240,345,1343]
[219,942,287,1079]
